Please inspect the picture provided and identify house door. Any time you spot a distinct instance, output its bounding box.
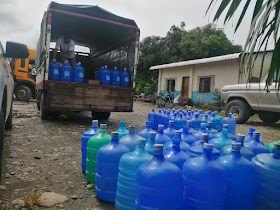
[181,77,189,99]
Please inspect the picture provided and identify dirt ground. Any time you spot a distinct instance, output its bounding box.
[0,100,279,209]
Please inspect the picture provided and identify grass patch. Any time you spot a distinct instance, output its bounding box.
[21,192,42,208]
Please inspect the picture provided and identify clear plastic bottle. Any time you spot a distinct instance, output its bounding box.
[95,132,130,202]
[217,142,255,210]
[81,120,100,172]
[119,125,142,151]
[183,143,226,209]
[252,142,280,210]
[86,124,111,183]
[115,138,152,210]
[136,144,183,209]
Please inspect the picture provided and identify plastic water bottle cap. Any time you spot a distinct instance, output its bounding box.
[146,121,151,126]
[201,133,209,142]
[138,138,146,146]
[201,123,207,129]
[105,65,107,68]
[114,67,117,70]
[236,134,245,143]
[124,68,126,71]
[253,132,260,138]
[187,120,192,126]
[223,124,229,128]
[149,131,156,139]
[273,142,280,150]
[232,142,242,151]
[154,144,164,154]
[203,143,213,149]
[228,113,232,117]
[129,125,135,129]
[100,124,107,130]
[152,108,155,112]
[222,128,228,134]
[249,128,256,133]
[53,59,56,62]
[111,132,119,137]
[158,124,164,131]
[92,120,98,127]
[120,121,125,127]
[175,130,182,137]
[169,120,174,125]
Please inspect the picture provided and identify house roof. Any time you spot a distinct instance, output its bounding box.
[149,53,241,70]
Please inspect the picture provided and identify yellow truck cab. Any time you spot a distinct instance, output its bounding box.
[12,49,36,101]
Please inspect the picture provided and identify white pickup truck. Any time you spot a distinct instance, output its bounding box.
[221,81,280,124]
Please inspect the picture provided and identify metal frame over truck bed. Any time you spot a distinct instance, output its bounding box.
[35,1,140,120]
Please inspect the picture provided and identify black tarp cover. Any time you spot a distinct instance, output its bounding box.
[48,1,139,57]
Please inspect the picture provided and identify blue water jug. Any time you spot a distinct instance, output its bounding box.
[210,128,233,150]
[49,59,60,81]
[97,66,104,81]
[223,113,236,135]
[186,120,196,135]
[155,124,172,144]
[136,144,183,209]
[174,113,186,130]
[119,126,142,151]
[244,128,256,142]
[181,125,197,145]
[121,68,130,87]
[95,132,130,202]
[183,143,226,209]
[212,111,223,131]
[163,120,176,139]
[215,124,236,141]
[191,113,201,130]
[101,65,111,85]
[192,122,208,140]
[221,134,255,160]
[59,61,72,82]
[206,121,218,140]
[188,133,221,159]
[252,142,280,210]
[81,120,100,172]
[137,121,154,140]
[154,109,162,129]
[115,121,129,139]
[217,142,255,210]
[148,109,156,130]
[164,132,190,169]
[244,132,270,155]
[72,62,85,83]
[145,131,156,155]
[115,138,152,210]
[111,67,121,86]
[164,130,190,153]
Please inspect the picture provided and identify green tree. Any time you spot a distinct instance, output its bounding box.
[136,23,242,93]
[207,0,280,88]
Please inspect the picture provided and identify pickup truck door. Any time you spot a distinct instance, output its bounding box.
[258,82,280,112]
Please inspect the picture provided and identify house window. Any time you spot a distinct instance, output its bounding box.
[166,79,175,92]
[199,76,213,93]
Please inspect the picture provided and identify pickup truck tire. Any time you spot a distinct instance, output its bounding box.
[5,107,12,129]
[40,93,50,120]
[15,86,32,101]
[258,112,279,123]
[0,103,4,181]
[225,99,251,124]
[92,111,110,120]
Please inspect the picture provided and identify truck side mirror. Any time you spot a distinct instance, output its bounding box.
[4,41,29,59]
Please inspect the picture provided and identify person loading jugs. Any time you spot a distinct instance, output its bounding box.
[52,33,76,67]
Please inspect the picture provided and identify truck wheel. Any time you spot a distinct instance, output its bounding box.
[50,112,60,120]
[40,93,50,120]
[258,112,279,123]
[36,92,41,110]
[92,112,110,120]
[5,107,12,129]
[15,86,32,101]
[0,104,4,181]
[225,99,251,124]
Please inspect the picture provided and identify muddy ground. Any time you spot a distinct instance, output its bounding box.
[0,100,279,210]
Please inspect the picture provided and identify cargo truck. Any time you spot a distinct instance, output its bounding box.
[35,2,140,120]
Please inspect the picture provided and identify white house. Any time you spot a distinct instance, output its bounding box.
[150,52,273,104]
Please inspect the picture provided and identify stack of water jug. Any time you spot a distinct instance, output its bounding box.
[96,65,131,87]
[48,59,85,83]
[80,109,280,210]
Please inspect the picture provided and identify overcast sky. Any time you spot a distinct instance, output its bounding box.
[0,0,271,51]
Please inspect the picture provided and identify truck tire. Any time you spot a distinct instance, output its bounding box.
[5,107,12,129]
[40,93,50,120]
[0,104,5,181]
[258,112,280,123]
[15,86,32,101]
[225,99,251,124]
[36,92,41,110]
[92,112,110,120]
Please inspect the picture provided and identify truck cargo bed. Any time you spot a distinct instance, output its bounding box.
[44,81,134,112]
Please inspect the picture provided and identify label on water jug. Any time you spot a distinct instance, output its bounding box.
[79,72,84,78]
[106,76,110,81]
[125,77,129,82]
[117,77,120,81]
[54,69,59,75]
[64,71,70,77]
